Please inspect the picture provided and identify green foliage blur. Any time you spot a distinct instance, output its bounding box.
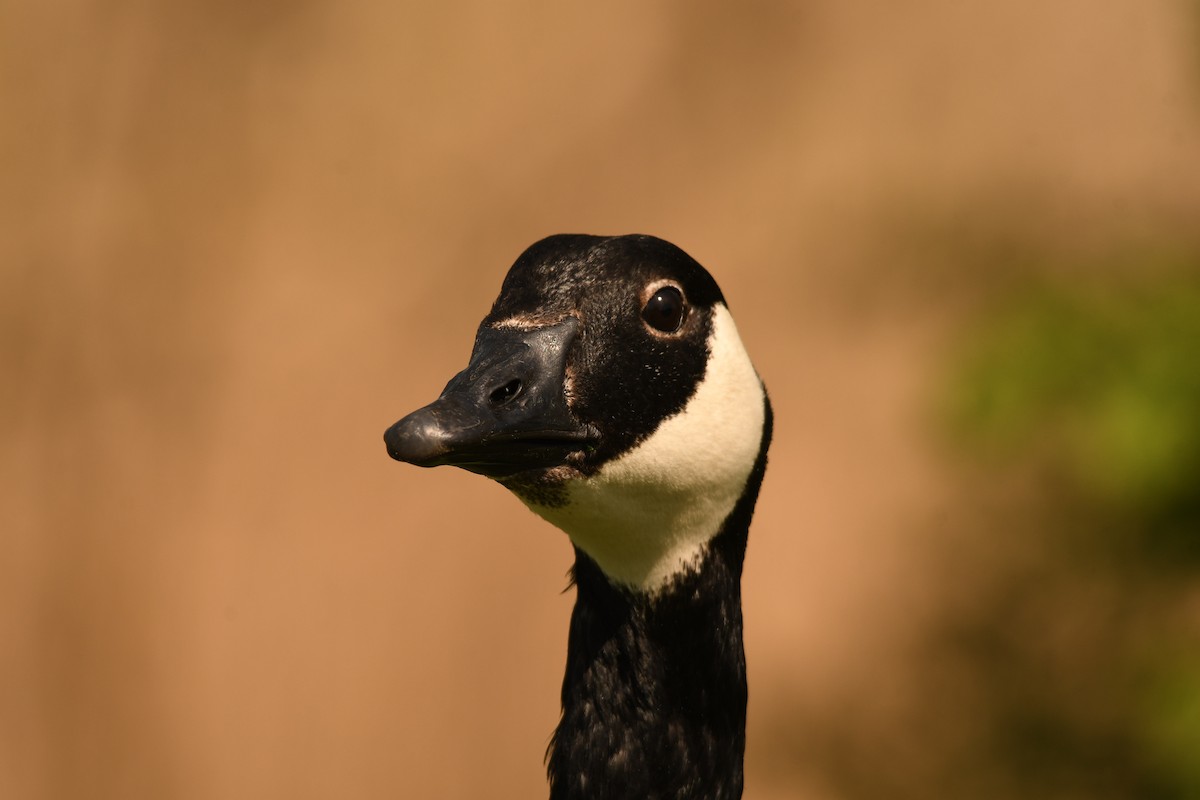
[941,247,1200,799]
[948,258,1200,558]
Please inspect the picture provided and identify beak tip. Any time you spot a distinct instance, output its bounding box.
[384,410,450,466]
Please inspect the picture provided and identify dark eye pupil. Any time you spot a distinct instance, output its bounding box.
[642,286,685,333]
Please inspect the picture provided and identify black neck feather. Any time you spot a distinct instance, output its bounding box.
[547,400,772,800]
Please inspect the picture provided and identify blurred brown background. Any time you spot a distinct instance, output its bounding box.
[4,2,1200,799]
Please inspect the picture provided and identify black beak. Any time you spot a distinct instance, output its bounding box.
[384,318,595,478]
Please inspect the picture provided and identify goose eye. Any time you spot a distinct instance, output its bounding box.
[642,286,685,333]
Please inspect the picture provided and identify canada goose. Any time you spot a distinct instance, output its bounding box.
[384,234,772,800]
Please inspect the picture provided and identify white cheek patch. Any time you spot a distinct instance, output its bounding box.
[521,304,766,592]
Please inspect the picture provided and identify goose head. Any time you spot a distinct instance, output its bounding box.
[385,233,768,591]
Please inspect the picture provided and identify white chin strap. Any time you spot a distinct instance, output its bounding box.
[522,304,766,592]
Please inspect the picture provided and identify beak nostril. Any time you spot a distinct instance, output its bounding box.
[489,378,523,406]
